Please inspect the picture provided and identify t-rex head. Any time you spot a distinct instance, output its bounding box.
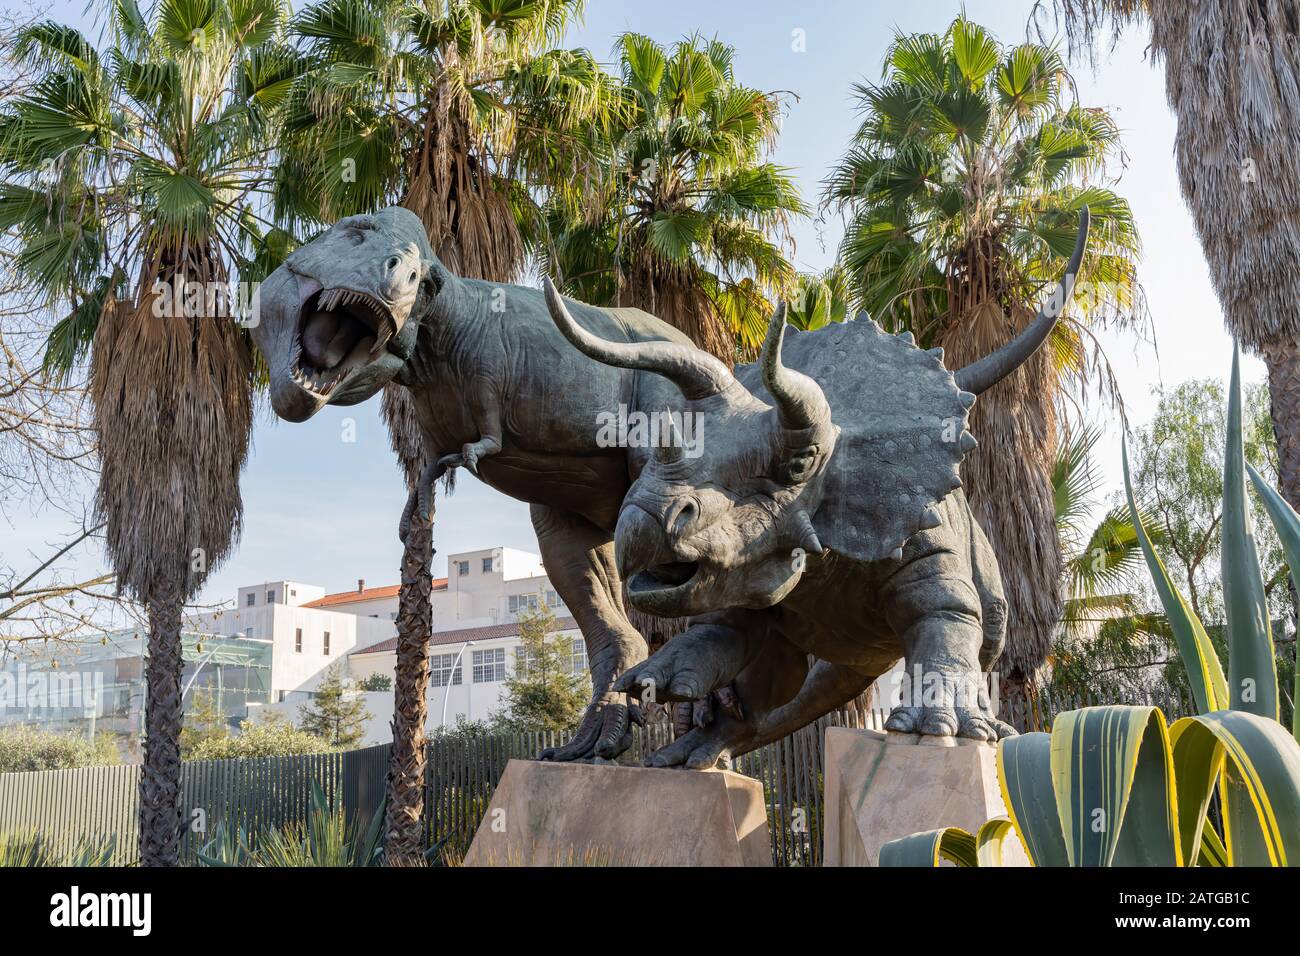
[543,280,840,617]
[253,206,440,422]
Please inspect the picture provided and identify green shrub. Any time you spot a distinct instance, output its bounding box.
[186,714,331,760]
[0,726,119,773]
[199,783,383,867]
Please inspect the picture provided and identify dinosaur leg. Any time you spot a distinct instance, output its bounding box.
[397,455,458,544]
[460,374,503,475]
[882,555,1015,741]
[530,504,648,762]
[612,609,768,704]
[969,515,1009,673]
[649,644,874,770]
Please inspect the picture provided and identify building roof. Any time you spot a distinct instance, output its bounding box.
[350,615,579,656]
[303,579,448,608]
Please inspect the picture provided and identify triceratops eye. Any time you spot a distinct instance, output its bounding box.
[778,448,819,485]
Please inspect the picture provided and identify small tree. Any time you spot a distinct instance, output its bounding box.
[180,687,229,757]
[298,664,371,750]
[492,603,589,734]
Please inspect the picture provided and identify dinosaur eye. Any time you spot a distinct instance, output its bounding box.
[777,448,818,485]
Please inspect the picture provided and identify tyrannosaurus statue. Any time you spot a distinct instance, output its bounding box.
[538,209,1091,768]
[253,206,722,760]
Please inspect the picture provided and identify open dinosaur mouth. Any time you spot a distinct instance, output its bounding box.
[292,287,396,395]
[628,561,700,595]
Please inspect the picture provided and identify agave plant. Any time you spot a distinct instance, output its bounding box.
[198,783,384,866]
[881,703,1300,866]
[883,350,1300,866]
[1124,348,1290,726]
[0,830,116,867]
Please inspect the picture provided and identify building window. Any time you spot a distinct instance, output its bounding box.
[482,556,494,573]
[515,646,539,678]
[430,653,462,688]
[245,625,253,640]
[508,593,539,615]
[545,589,561,608]
[267,589,276,604]
[290,589,297,598]
[323,631,331,656]
[295,628,303,653]
[246,593,255,607]
[472,648,506,683]
[456,560,470,577]
[568,636,588,676]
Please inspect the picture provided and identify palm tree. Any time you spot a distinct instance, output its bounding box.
[0,0,294,864]
[823,17,1144,725]
[278,0,612,863]
[543,32,807,363]
[786,265,853,332]
[1051,2,1300,502]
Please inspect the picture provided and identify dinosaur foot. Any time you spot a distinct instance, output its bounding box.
[537,692,644,762]
[884,703,1016,742]
[397,454,461,544]
[611,629,742,703]
[644,714,753,771]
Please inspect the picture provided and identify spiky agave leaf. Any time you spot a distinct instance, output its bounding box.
[1122,437,1229,715]
[1222,346,1280,719]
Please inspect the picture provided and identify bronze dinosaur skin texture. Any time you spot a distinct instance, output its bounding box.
[547,210,1091,769]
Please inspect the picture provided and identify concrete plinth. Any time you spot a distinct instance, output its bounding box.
[463,759,772,867]
[823,726,1027,866]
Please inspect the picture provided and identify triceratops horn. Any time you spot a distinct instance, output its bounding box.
[760,302,831,432]
[792,509,823,555]
[954,206,1090,396]
[542,277,733,400]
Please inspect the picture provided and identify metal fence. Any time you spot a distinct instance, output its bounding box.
[2,691,1192,867]
[0,747,388,866]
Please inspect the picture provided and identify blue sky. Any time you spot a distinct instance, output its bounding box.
[5,0,1254,612]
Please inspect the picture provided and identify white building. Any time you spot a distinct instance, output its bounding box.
[185,580,394,699]
[224,547,587,743]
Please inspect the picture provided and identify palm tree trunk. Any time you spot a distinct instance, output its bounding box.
[385,496,434,865]
[1263,339,1300,641]
[1262,340,1300,509]
[138,574,184,866]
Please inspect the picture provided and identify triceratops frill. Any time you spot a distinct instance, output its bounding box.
[740,317,977,565]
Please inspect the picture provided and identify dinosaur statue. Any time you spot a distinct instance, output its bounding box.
[252,205,732,761]
[539,209,1091,769]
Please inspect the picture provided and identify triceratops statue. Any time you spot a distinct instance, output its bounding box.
[538,209,1090,769]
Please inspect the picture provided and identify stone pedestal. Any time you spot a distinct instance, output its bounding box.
[463,759,772,867]
[823,726,1027,866]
